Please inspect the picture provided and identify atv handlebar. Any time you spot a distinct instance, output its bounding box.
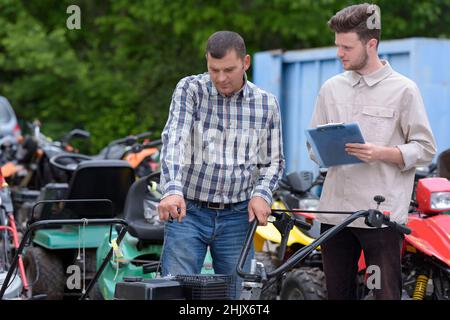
[104,133,159,159]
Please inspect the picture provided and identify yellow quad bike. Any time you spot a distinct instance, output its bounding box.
[254,171,327,300]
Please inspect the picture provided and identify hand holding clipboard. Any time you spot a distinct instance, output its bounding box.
[305,122,365,167]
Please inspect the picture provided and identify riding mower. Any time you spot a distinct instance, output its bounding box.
[254,171,326,300]
[91,171,214,300]
[17,156,136,299]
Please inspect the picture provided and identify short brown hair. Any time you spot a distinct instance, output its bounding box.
[328,3,381,46]
[206,31,246,60]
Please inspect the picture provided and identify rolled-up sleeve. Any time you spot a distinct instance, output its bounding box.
[396,84,437,171]
[160,78,195,198]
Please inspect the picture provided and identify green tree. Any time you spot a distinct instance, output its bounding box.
[0,0,449,152]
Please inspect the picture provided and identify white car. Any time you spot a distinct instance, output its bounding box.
[0,96,21,139]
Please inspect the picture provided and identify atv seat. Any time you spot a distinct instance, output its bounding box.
[123,172,164,243]
[62,160,136,219]
[279,171,314,194]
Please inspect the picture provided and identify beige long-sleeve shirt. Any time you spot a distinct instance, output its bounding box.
[308,60,436,228]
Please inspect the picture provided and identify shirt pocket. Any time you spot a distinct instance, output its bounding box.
[358,106,396,144]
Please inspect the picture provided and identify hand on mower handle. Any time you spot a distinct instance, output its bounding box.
[364,209,411,234]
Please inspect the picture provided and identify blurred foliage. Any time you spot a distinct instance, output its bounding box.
[0,0,449,152]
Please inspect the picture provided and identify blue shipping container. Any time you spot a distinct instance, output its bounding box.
[253,38,450,175]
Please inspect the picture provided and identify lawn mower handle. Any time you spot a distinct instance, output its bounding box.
[236,208,411,283]
[383,219,411,235]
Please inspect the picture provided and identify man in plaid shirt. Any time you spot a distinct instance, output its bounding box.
[158,31,284,297]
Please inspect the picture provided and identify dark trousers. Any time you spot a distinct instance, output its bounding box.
[320,224,403,300]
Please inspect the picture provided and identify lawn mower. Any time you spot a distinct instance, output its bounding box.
[111,196,410,300]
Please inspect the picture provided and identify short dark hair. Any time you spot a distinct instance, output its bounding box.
[206,31,246,59]
[328,3,381,46]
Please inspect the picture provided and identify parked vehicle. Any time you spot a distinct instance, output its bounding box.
[402,177,450,299]
[96,132,161,176]
[108,197,410,300]
[90,171,213,300]
[0,167,212,300]
[254,171,325,300]
[0,168,29,299]
[0,96,21,140]
[16,157,135,299]
[355,146,450,300]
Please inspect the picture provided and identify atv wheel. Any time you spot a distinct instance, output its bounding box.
[280,267,327,300]
[255,251,278,300]
[24,246,65,300]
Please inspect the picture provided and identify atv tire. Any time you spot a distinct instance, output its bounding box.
[255,251,278,300]
[24,246,65,300]
[280,267,327,300]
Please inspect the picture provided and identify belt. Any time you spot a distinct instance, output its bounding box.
[190,200,245,210]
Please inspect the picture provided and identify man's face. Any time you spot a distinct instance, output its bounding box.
[207,50,250,97]
[335,32,369,71]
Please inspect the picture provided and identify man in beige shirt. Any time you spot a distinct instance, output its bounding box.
[309,4,436,300]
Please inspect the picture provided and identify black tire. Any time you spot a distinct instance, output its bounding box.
[255,251,278,300]
[280,267,327,300]
[23,246,65,300]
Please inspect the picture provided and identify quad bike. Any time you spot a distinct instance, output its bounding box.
[109,196,410,300]
[0,168,29,299]
[401,176,450,300]
[254,171,325,300]
[98,132,161,178]
[0,135,23,180]
[400,149,450,299]
[12,120,90,189]
[6,121,91,232]
[12,136,161,234]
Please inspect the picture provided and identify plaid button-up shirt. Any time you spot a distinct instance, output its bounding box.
[160,72,285,205]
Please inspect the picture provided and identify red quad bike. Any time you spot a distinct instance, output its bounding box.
[402,176,450,300]
[355,177,450,300]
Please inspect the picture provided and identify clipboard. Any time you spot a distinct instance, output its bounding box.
[305,122,365,167]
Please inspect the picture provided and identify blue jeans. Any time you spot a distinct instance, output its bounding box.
[161,199,254,299]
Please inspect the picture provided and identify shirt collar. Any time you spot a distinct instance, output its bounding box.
[347,59,393,87]
[208,72,249,98]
